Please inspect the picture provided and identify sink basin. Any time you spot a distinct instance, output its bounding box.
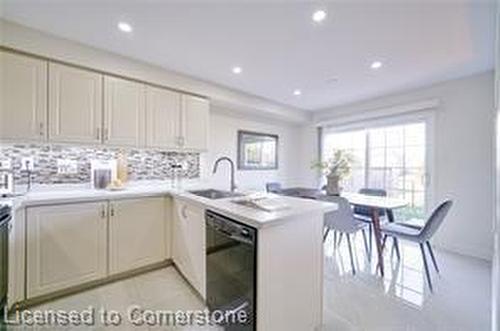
[189,189,245,200]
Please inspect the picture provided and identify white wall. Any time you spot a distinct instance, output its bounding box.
[201,107,304,191]
[311,72,496,261]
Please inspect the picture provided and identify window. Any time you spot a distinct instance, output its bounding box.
[322,122,427,220]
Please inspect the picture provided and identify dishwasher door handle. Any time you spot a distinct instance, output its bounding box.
[0,216,11,229]
[211,226,254,245]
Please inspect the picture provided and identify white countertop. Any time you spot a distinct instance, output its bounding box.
[2,181,337,229]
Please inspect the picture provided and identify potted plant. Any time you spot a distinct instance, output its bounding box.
[312,149,354,195]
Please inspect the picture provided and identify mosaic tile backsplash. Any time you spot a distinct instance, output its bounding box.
[0,144,200,185]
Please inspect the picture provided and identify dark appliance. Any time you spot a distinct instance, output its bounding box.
[0,204,11,322]
[206,210,257,331]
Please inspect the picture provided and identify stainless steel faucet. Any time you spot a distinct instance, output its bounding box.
[212,156,237,192]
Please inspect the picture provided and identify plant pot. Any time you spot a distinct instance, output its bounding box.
[326,175,341,196]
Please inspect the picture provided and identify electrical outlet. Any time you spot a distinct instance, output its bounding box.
[57,159,78,175]
[21,157,34,171]
[0,159,12,170]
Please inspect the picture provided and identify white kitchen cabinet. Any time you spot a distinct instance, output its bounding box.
[26,202,107,298]
[180,95,210,151]
[8,207,26,308]
[0,51,47,141]
[108,197,167,275]
[48,63,103,144]
[496,3,500,110]
[146,86,181,148]
[172,199,206,298]
[104,76,146,147]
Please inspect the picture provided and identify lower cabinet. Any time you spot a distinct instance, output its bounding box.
[172,199,206,298]
[27,202,108,298]
[26,197,170,299]
[108,197,167,275]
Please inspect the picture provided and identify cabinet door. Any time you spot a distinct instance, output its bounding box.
[104,76,145,147]
[26,202,107,298]
[181,95,209,151]
[0,51,47,141]
[146,86,181,148]
[496,3,500,110]
[172,199,206,298]
[108,197,167,275]
[49,63,103,144]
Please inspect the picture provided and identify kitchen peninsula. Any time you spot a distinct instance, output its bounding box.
[6,181,336,331]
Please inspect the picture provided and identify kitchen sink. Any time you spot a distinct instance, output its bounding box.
[189,189,245,200]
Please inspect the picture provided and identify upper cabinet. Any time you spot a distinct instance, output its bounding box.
[496,2,500,109]
[104,76,146,147]
[49,63,103,144]
[0,51,48,141]
[146,88,209,151]
[2,50,210,150]
[146,86,181,149]
[181,95,210,151]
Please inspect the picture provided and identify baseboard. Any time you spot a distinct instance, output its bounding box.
[9,259,173,312]
[433,240,493,263]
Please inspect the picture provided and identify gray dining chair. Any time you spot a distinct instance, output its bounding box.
[266,182,282,193]
[353,188,388,255]
[320,196,370,275]
[380,200,453,292]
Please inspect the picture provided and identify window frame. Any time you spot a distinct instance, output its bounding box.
[237,130,279,171]
[320,110,436,214]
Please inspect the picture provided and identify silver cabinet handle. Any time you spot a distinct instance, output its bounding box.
[39,122,44,137]
[181,205,188,219]
[103,128,109,141]
[100,205,106,219]
[110,204,115,217]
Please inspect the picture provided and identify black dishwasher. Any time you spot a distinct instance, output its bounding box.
[0,204,11,321]
[206,210,256,331]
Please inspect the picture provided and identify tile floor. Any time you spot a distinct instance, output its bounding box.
[5,234,492,331]
[5,268,221,331]
[322,232,492,331]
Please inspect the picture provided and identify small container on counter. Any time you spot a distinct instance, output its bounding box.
[90,159,117,189]
[170,163,184,189]
[116,151,128,183]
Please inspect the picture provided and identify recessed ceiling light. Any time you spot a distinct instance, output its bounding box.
[232,66,242,74]
[118,22,133,33]
[371,61,383,69]
[312,10,327,23]
[293,89,302,96]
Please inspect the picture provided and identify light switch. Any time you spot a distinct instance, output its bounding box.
[57,159,78,175]
[0,159,12,170]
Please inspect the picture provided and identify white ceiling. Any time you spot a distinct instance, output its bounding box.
[0,0,496,111]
